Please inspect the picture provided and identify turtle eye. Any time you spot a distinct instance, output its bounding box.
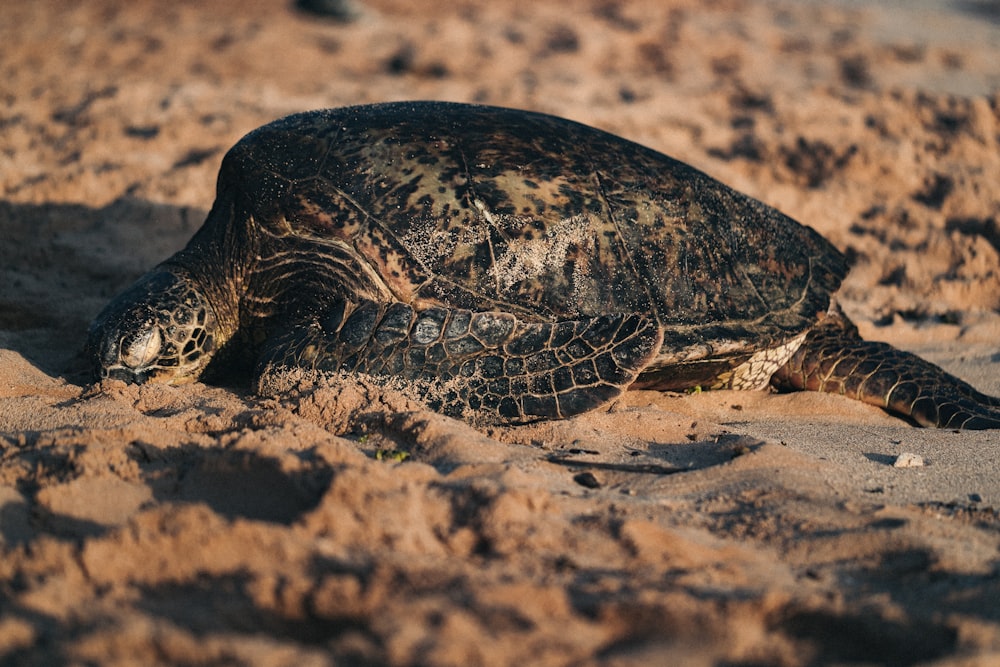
[121,326,163,369]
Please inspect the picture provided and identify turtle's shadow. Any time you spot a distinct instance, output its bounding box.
[0,198,205,381]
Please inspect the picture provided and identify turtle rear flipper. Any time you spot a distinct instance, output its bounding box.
[772,312,1000,429]
[255,300,663,424]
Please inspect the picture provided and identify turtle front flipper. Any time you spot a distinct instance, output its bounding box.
[254,300,663,424]
[771,311,1000,429]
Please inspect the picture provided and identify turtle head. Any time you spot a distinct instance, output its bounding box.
[87,270,219,385]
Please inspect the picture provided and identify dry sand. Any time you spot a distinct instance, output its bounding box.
[2,0,1000,664]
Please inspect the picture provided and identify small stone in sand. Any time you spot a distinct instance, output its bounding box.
[893,452,925,468]
[573,472,602,489]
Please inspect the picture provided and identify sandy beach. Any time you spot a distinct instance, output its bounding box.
[2,0,1000,664]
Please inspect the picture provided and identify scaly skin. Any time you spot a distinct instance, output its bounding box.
[771,309,1000,429]
[254,299,663,424]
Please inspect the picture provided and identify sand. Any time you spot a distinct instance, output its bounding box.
[2,0,1000,664]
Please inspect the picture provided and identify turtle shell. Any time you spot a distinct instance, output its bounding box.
[216,101,847,373]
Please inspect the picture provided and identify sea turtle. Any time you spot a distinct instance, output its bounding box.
[87,101,1000,428]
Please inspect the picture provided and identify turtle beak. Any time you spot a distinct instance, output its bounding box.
[102,366,150,384]
[95,324,201,385]
[89,323,161,385]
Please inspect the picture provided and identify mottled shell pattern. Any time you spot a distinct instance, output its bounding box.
[223,101,846,386]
